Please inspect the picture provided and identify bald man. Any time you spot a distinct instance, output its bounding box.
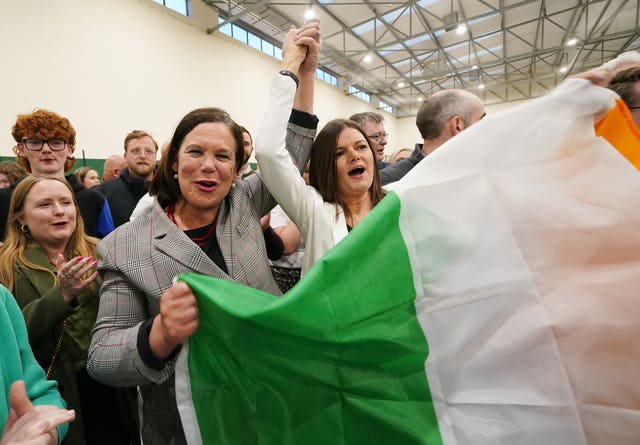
[102,154,127,182]
[380,89,486,185]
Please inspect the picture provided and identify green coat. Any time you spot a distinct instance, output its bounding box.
[13,246,100,445]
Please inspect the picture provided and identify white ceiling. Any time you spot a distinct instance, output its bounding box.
[205,0,640,117]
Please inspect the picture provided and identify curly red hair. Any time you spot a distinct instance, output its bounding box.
[11,109,77,173]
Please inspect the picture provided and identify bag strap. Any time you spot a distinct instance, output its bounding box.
[46,320,67,380]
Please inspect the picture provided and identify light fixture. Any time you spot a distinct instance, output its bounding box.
[304,8,315,20]
[559,66,568,73]
[456,23,467,35]
[472,64,478,70]
[363,54,372,63]
[478,83,485,90]
[416,96,423,102]
[565,37,578,47]
[398,81,405,88]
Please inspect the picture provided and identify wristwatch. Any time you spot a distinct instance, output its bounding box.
[278,70,300,88]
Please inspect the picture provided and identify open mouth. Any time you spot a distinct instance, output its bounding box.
[195,180,218,191]
[52,221,67,227]
[348,166,365,177]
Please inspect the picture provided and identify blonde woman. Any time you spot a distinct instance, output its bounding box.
[0,176,132,445]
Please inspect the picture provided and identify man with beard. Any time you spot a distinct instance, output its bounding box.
[96,130,158,227]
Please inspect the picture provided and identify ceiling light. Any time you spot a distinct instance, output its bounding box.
[304,8,315,20]
[363,54,372,63]
[565,37,578,47]
[398,81,405,88]
[472,65,478,70]
[416,96,423,102]
[559,66,568,73]
[478,83,485,90]
[456,23,467,35]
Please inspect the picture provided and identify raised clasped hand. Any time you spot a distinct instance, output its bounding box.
[282,18,321,75]
[53,254,99,303]
[296,18,321,74]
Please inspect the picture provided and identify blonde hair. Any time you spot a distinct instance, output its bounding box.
[0,176,98,292]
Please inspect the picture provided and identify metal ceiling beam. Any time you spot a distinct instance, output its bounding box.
[200,0,640,117]
[205,0,272,34]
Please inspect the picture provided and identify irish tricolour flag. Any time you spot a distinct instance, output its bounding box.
[175,78,640,444]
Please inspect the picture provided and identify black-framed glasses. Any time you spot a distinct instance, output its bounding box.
[21,139,67,152]
[367,132,389,142]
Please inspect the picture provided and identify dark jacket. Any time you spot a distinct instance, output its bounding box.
[379,143,425,186]
[95,168,150,228]
[0,187,11,240]
[66,174,115,238]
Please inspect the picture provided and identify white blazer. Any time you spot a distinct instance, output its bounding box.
[256,74,350,275]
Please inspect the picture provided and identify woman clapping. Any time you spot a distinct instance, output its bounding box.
[0,176,133,445]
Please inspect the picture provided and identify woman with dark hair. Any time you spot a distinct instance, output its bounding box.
[256,116,385,275]
[0,176,131,445]
[87,20,320,445]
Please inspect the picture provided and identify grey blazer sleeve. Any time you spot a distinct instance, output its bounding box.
[286,109,318,174]
[87,236,175,387]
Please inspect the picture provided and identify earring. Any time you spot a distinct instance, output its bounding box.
[173,173,178,179]
[20,224,29,233]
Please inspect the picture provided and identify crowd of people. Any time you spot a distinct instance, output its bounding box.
[0,15,638,445]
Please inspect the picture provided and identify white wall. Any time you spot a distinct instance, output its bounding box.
[0,0,393,160]
[395,117,422,152]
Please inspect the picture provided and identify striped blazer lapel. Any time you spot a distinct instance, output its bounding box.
[215,191,253,284]
[150,202,226,278]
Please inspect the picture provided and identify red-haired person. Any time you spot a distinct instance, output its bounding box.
[0,109,115,242]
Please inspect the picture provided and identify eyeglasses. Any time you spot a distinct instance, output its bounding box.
[22,139,67,152]
[128,148,156,157]
[367,132,389,142]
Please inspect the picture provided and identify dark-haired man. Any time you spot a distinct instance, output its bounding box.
[238,126,255,178]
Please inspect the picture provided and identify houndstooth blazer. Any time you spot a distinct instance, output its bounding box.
[87,106,315,445]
